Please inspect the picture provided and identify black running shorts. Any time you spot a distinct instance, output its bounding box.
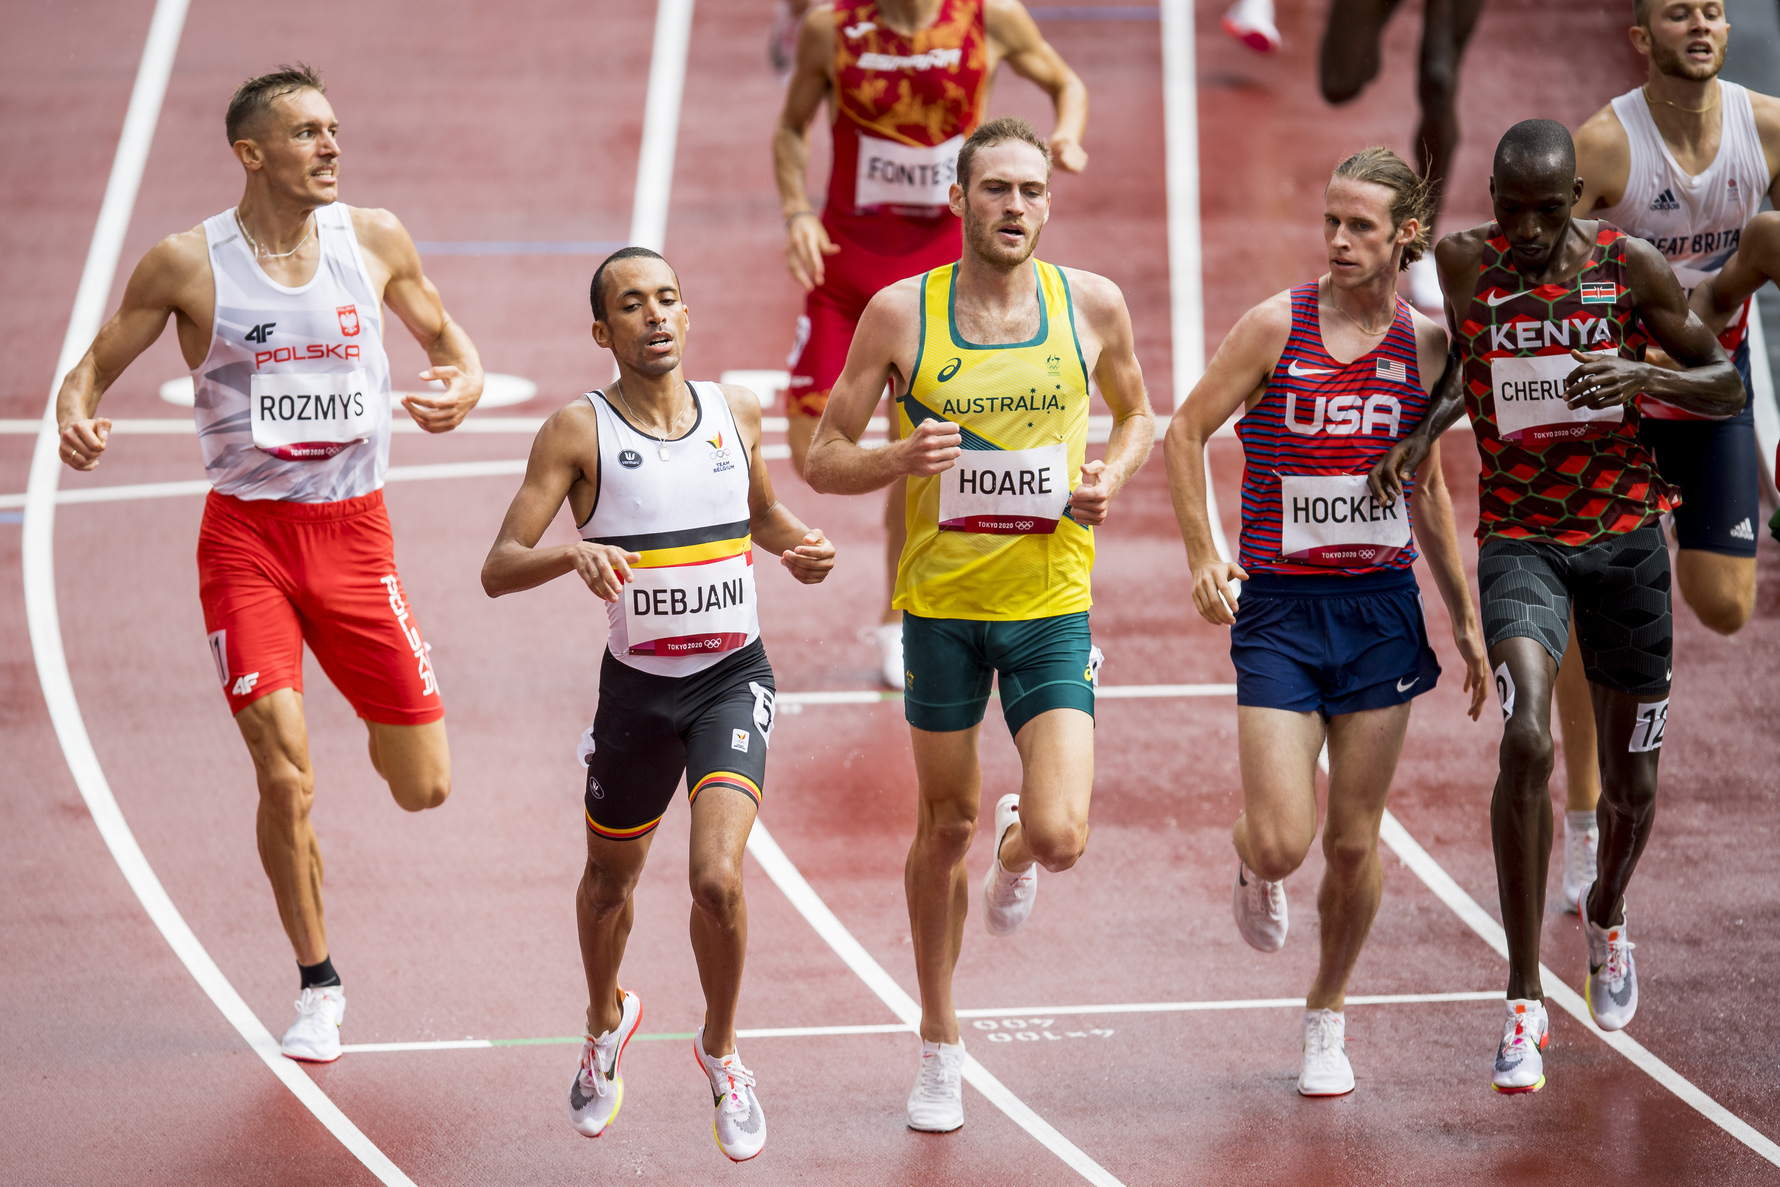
[1476,523,1672,696]
[1639,355,1761,558]
[581,639,776,841]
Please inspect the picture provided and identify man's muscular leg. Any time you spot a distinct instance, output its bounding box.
[1585,686,1665,930]
[688,787,759,1058]
[237,688,327,965]
[1231,706,1324,882]
[906,724,984,1045]
[1413,0,1487,208]
[365,719,451,811]
[995,708,1095,874]
[1319,0,1406,104]
[1489,637,1559,1002]
[1676,549,1757,636]
[579,827,656,1037]
[1555,622,1601,813]
[1309,703,1411,1011]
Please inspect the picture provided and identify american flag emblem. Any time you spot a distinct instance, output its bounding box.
[1375,357,1407,383]
[1580,282,1617,304]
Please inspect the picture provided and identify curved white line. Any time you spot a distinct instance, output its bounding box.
[23,2,411,1181]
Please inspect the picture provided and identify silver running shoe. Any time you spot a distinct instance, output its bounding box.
[906,1039,965,1132]
[694,1026,765,1162]
[982,793,1038,936]
[1232,860,1287,952]
[1562,811,1598,915]
[568,989,642,1138]
[1297,1009,1354,1097]
[1585,907,1639,1031]
[1491,998,1550,1094]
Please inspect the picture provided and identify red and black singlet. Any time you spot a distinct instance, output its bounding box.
[1237,282,1429,577]
[1457,223,1677,545]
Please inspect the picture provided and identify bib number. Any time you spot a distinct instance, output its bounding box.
[855,131,963,215]
[1490,351,1622,445]
[624,551,755,657]
[1277,473,1410,566]
[939,443,1070,535]
[249,369,376,460]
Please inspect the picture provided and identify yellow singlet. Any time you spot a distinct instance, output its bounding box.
[893,260,1094,620]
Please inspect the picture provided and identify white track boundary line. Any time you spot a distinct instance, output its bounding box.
[1746,293,1779,499]
[20,4,412,1182]
[630,0,695,252]
[746,823,1125,1187]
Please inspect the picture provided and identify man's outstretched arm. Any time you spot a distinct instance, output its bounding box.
[481,408,637,601]
[1068,271,1152,525]
[804,282,960,494]
[359,208,485,433]
[988,0,1089,172]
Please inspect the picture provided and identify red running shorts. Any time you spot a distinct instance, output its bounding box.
[198,489,444,724]
[786,226,960,419]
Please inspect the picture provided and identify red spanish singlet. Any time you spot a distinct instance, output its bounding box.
[826,0,989,256]
[1459,223,1678,545]
[1237,282,1429,576]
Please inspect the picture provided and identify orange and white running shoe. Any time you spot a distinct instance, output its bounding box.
[568,989,641,1137]
[694,1026,766,1161]
[1585,906,1639,1031]
[1491,998,1550,1094]
[1222,0,1281,53]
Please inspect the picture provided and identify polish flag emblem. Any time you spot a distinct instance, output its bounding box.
[337,305,361,336]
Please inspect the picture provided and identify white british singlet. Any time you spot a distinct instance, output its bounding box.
[1598,81,1769,420]
[579,381,761,677]
[193,202,393,500]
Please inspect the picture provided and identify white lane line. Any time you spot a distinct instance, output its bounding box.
[776,684,1233,707]
[1378,813,1780,1165]
[746,822,1126,1187]
[343,1040,496,1054]
[630,0,696,252]
[1159,0,1202,412]
[0,460,534,510]
[959,991,1501,1018]
[19,3,413,1184]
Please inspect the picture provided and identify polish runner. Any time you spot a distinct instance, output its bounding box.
[775,0,1088,687]
[480,249,834,1160]
[1562,0,1777,909]
[806,118,1154,1131]
[1168,148,1487,1097]
[55,66,484,1063]
[1372,120,1741,1094]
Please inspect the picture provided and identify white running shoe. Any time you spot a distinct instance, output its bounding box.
[876,622,905,691]
[1561,810,1598,915]
[280,985,345,1063]
[1232,860,1287,952]
[1584,906,1638,1031]
[907,1039,965,1132]
[1407,256,1444,313]
[694,1026,766,1162]
[568,989,642,1138]
[1491,998,1550,1094]
[1221,0,1280,52]
[982,793,1037,936]
[1297,1009,1354,1097]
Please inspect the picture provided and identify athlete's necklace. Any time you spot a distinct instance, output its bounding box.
[616,379,687,461]
[1643,83,1719,115]
[1330,295,1394,337]
[234,207,315,260]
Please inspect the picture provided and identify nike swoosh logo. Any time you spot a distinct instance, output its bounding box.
[1485,291,1522,306]
[1396,677,1418,692]
[1286,360,1336,379]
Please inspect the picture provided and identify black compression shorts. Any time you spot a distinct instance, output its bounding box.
[1476,523,1672,696]
[581,639,776,841]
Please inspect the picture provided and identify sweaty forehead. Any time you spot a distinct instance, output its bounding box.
[604,260,681,304]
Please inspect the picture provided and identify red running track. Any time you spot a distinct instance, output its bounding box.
[3,1,1778,1183]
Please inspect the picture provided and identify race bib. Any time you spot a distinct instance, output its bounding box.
[1490,351,1622,445]
[855,132,963,214]
[624,551,755,657]
[1278,473,1410,566]
[939,443,1069,535]
[249,369,376,460]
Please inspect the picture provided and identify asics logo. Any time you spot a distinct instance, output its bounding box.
[1286,360,1336,379]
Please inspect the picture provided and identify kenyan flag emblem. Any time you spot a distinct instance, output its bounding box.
[1580,282,1617,304]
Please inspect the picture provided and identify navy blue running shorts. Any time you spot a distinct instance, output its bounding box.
[1639,339,1761,558]
[1230,568,1441,718]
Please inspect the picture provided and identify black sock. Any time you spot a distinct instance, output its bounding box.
[299,956,341,991]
